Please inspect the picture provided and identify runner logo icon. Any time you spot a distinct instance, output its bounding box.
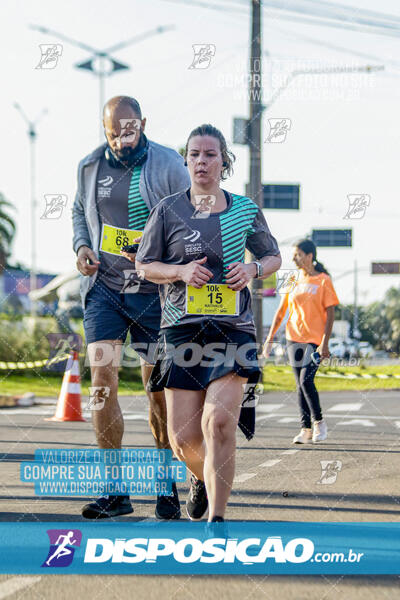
[42,529,82,568]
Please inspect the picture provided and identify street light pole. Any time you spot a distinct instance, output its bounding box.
[30,123,37,315]
[30,24,175,142]
[98,56,105,139]
[14,103,47,318]
[353,259,359,338]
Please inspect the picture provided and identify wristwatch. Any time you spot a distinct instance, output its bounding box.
[253,261,263,278]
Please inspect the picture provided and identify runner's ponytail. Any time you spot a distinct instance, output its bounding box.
[314,260,329,275]
[295,239,330,276]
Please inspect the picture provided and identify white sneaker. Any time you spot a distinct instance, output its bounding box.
[292,428,313,444]
[312,419,328,443]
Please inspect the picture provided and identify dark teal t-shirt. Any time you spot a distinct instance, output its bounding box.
[136,189,280,333]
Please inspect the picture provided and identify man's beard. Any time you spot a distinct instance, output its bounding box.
[106,130,148,169]
[115,145,139,164]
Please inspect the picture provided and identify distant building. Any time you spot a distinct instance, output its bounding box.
[0,267,55,313]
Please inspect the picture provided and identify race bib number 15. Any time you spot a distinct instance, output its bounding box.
[185,283,239,316]
[100,224,142,256]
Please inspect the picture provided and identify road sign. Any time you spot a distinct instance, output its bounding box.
[312,229,352,247]
[371,262,400,274]
[263,184,300,209]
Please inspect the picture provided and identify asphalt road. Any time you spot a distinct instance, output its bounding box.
[0,390,399,599]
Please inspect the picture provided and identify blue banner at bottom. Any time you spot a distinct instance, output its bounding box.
[0,522,399,574]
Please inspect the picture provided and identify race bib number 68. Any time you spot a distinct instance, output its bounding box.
[100,224,142,256]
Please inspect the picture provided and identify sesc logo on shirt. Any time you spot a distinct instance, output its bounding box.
[183,229,203,255]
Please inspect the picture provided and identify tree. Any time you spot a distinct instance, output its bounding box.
[384,287,400,353]
[0,193,16,273]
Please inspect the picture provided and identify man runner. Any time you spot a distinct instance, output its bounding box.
[72,95,190,519]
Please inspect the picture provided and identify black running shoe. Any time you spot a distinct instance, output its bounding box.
[211,516,224,522]
[186,475,208,521]
[81,495,133,519]
[155,482,181,520]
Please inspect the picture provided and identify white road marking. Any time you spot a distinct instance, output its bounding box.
[255,414,275,423]
[259,459,282,468]
[234,472,257,483]
[0,577,41,599]
[256,412,393,423]
[337,419,376,427]
[0,409,54,415]
[277,417,299,423]
[280,449,299,455]
[123,415,148,421]
[257,404,284,413]
[395,422,400,429]
[328,403,364,412]
[0,408,148,419]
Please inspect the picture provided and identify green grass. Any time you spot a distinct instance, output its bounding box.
[1,364,399,397]
[263,363,400,392]
[0,372,146,397]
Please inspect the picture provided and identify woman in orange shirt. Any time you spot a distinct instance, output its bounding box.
[263,239,339,443]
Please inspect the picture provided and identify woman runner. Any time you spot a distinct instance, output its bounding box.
[136,124,281,522]
[263,239,339,444]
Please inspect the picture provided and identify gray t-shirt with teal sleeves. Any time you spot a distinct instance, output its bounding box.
[136,189,280,334]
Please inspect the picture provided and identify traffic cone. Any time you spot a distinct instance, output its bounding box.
[46,351,85,422]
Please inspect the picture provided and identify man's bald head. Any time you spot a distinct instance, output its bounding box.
[103,96,142,121]
[103,96,146,163]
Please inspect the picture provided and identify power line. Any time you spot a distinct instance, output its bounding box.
[263,1,400,35]
[220,0,400,28]
[294,0,400,26]
[159,0,247,14]
[161,0,400,38]
[271,25,400,72]
[265,9,400,39]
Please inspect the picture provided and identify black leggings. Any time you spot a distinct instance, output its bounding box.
[286,340,322,428]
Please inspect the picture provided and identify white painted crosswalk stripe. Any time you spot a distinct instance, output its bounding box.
[0,577,41,599]
[328,403,363,412]
[2,407,397,434]
[234,472,257,483]
[255,414,275,423]
[259,459,281,468]
[257,404,284,413]
[338,419,375,427]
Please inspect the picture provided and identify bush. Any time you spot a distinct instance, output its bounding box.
[0,317,56,363]
[0,316,142,383]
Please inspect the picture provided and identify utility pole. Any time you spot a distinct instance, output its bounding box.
[249,0,263,343]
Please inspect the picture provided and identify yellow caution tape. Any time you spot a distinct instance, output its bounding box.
[0,352,80,370]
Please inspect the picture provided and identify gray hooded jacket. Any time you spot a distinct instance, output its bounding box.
[72,141,190,307]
